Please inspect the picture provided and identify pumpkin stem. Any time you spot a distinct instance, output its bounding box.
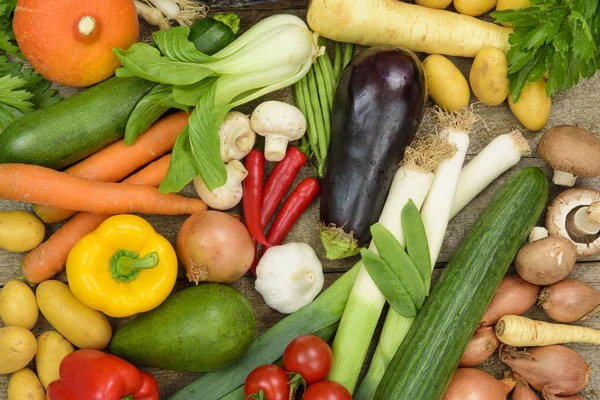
[78,16,96,36]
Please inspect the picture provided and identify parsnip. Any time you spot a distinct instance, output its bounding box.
[496,315,600,346]
[307,0,511,58]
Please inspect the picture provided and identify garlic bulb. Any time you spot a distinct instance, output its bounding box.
[255,242,324,314]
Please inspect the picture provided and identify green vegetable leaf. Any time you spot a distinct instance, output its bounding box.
[401,200,432,295]
[0,75,33,111]
[370,223,425,309]
[172,79,217,106]
[159,127,199,193]
[147,83,190,111]
[0,0,20,57]
[125,87,170,145]
[360,248,416,318]
[153,27,215,63]
[0,102,24,131]
[213,13,241,35]
[114,43,213,85]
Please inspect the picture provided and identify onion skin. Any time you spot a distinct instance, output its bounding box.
[511,380,540,400]
[500,345,591,397]
[443,368,508,400]
[480,275,540,327]
[539,279,600,323]
[459,326,500,367]
[176,211,255,284]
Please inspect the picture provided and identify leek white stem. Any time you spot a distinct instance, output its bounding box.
[450,130,531,219]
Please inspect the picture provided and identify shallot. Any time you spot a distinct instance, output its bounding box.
[512,380,540,400]
[459,326,500,367]
[539,279,600,323]
[443,368,514,400]
[480,275,540,327]
[500,345,591,397]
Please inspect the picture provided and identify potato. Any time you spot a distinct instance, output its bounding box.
[423,55,470,112]
[416,0,452,9]
[454,0,497,16]
[469,47,509,106]
[0,326,37,374]
[0,211,45,253]
[508,79,551,131]
[36,280,112,350]
[0,280,39,329]
[7,368,45,400]
[36,331,74,389]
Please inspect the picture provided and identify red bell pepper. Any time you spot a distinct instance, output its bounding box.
[46,349,159,400]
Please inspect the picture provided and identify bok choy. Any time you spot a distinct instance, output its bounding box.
[113,14,321,193]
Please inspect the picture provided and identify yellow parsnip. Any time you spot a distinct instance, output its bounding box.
[496,315,600,347]
[307,0,512,58]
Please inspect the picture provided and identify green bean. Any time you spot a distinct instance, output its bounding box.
[299,76,323,165]
[313,61,332,154]
[401,200,432,294]
[306,68,328,164]
[343,43,354,69]
[333,41,342,81]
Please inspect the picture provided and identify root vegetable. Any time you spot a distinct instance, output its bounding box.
[454,0,497,17]
[508,80,551,132]
[135,0,170,29]
[480,275,540,327]
[496,315,600,346]
[423,55,470,112]
[443,368,513,400]
[147,0,208,26]
[176,211,255,284]
[539,279,600,323]
[459,326,499,367]
[500,345,590,397]
[515,235,577,285]
[512,380,540,400]
[416,0,452,9]
[469,47,509,106]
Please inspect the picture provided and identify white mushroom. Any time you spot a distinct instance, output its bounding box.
[528,226,549,242]
[546,188,600,256]
[219,111,256,163]
[193,160,248,210]
[250,101,307,162]
[538,125,600,187]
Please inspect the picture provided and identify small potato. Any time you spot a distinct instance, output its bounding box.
[0,280,38,329]
[0,326,37,374]
[0,211,45,253]
[508,80,551,131]
[36,331,74,388]
[36,280,112,350]
[416,0,452,9]
[469,47,509,106]
[454,0,497,16]
[423,55,470,112]
[8,368,45,400]
[496,0,532,26]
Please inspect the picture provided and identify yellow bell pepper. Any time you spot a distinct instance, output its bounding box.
[66,215,178,318]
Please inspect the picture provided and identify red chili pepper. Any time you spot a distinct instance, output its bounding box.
[260,146,307,228]
[266,177,320,245]
[243,149,271,247]
[46,349,159,400]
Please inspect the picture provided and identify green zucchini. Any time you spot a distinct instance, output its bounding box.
[189,13,240,55]
[0,77,156,169]
[374,167,548,400]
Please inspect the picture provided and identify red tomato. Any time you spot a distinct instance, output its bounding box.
[283,335,333,384]
[302,381,352,400]
[244,364,290,400]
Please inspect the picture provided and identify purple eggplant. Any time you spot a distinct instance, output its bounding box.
[319,46,427,259]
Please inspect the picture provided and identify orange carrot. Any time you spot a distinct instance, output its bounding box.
[0,163,206,215]
[34,111,189,223]
[21,155,173,284]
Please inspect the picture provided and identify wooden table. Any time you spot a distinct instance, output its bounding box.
[1,1,600,398]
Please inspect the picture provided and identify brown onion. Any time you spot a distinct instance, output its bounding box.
[500,345,591,397]
[545,395,587,400]
[459,326,500,367]
[443,368,510,400]
[539,279,600,323]
[176,211,255,284]
[512,380,540,400]
[480,275,540,327]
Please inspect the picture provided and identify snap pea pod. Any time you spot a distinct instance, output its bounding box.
[402,199,433,294]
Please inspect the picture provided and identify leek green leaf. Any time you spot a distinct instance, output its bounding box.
[153,26,215,63]
[114,44,213,85]
[361,248,416,318]
[148,83,190,111]
[401,200,432,294]
[370,223,425,308]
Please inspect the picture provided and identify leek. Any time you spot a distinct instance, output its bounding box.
[113,14,321,192]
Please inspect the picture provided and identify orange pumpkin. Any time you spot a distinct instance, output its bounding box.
[13,0,139,88]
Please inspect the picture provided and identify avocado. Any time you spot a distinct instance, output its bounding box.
[109,283,256,372]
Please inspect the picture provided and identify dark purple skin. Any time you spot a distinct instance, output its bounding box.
[319,46,427,258]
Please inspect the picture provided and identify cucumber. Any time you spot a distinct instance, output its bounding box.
[374,167,548,400]
[0,77,156,169]
[189,14,240,55]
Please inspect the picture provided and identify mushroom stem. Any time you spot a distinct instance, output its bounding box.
[78,16,96,36]
[552,170,577,187]
[572,205,600,236]
[589,201,600,224]
[219,111,256,163]
[264,135,290,162]
[529,226,549,243]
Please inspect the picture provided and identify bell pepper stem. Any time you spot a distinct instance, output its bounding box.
[110,250,159,283]
[121,396,134,400]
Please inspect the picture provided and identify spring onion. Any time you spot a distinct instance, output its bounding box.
[114,14,321,193]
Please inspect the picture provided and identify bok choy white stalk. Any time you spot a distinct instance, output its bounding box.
[354,108,477,399]
[113,14,321,193]
[327,135,457,393]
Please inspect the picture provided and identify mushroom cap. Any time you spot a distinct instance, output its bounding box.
[537,125,600,177]
[515,236,577,285]
[250,101,307,140]
[546,187,600,256]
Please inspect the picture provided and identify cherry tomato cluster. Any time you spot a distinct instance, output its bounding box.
[244,335,352,400]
